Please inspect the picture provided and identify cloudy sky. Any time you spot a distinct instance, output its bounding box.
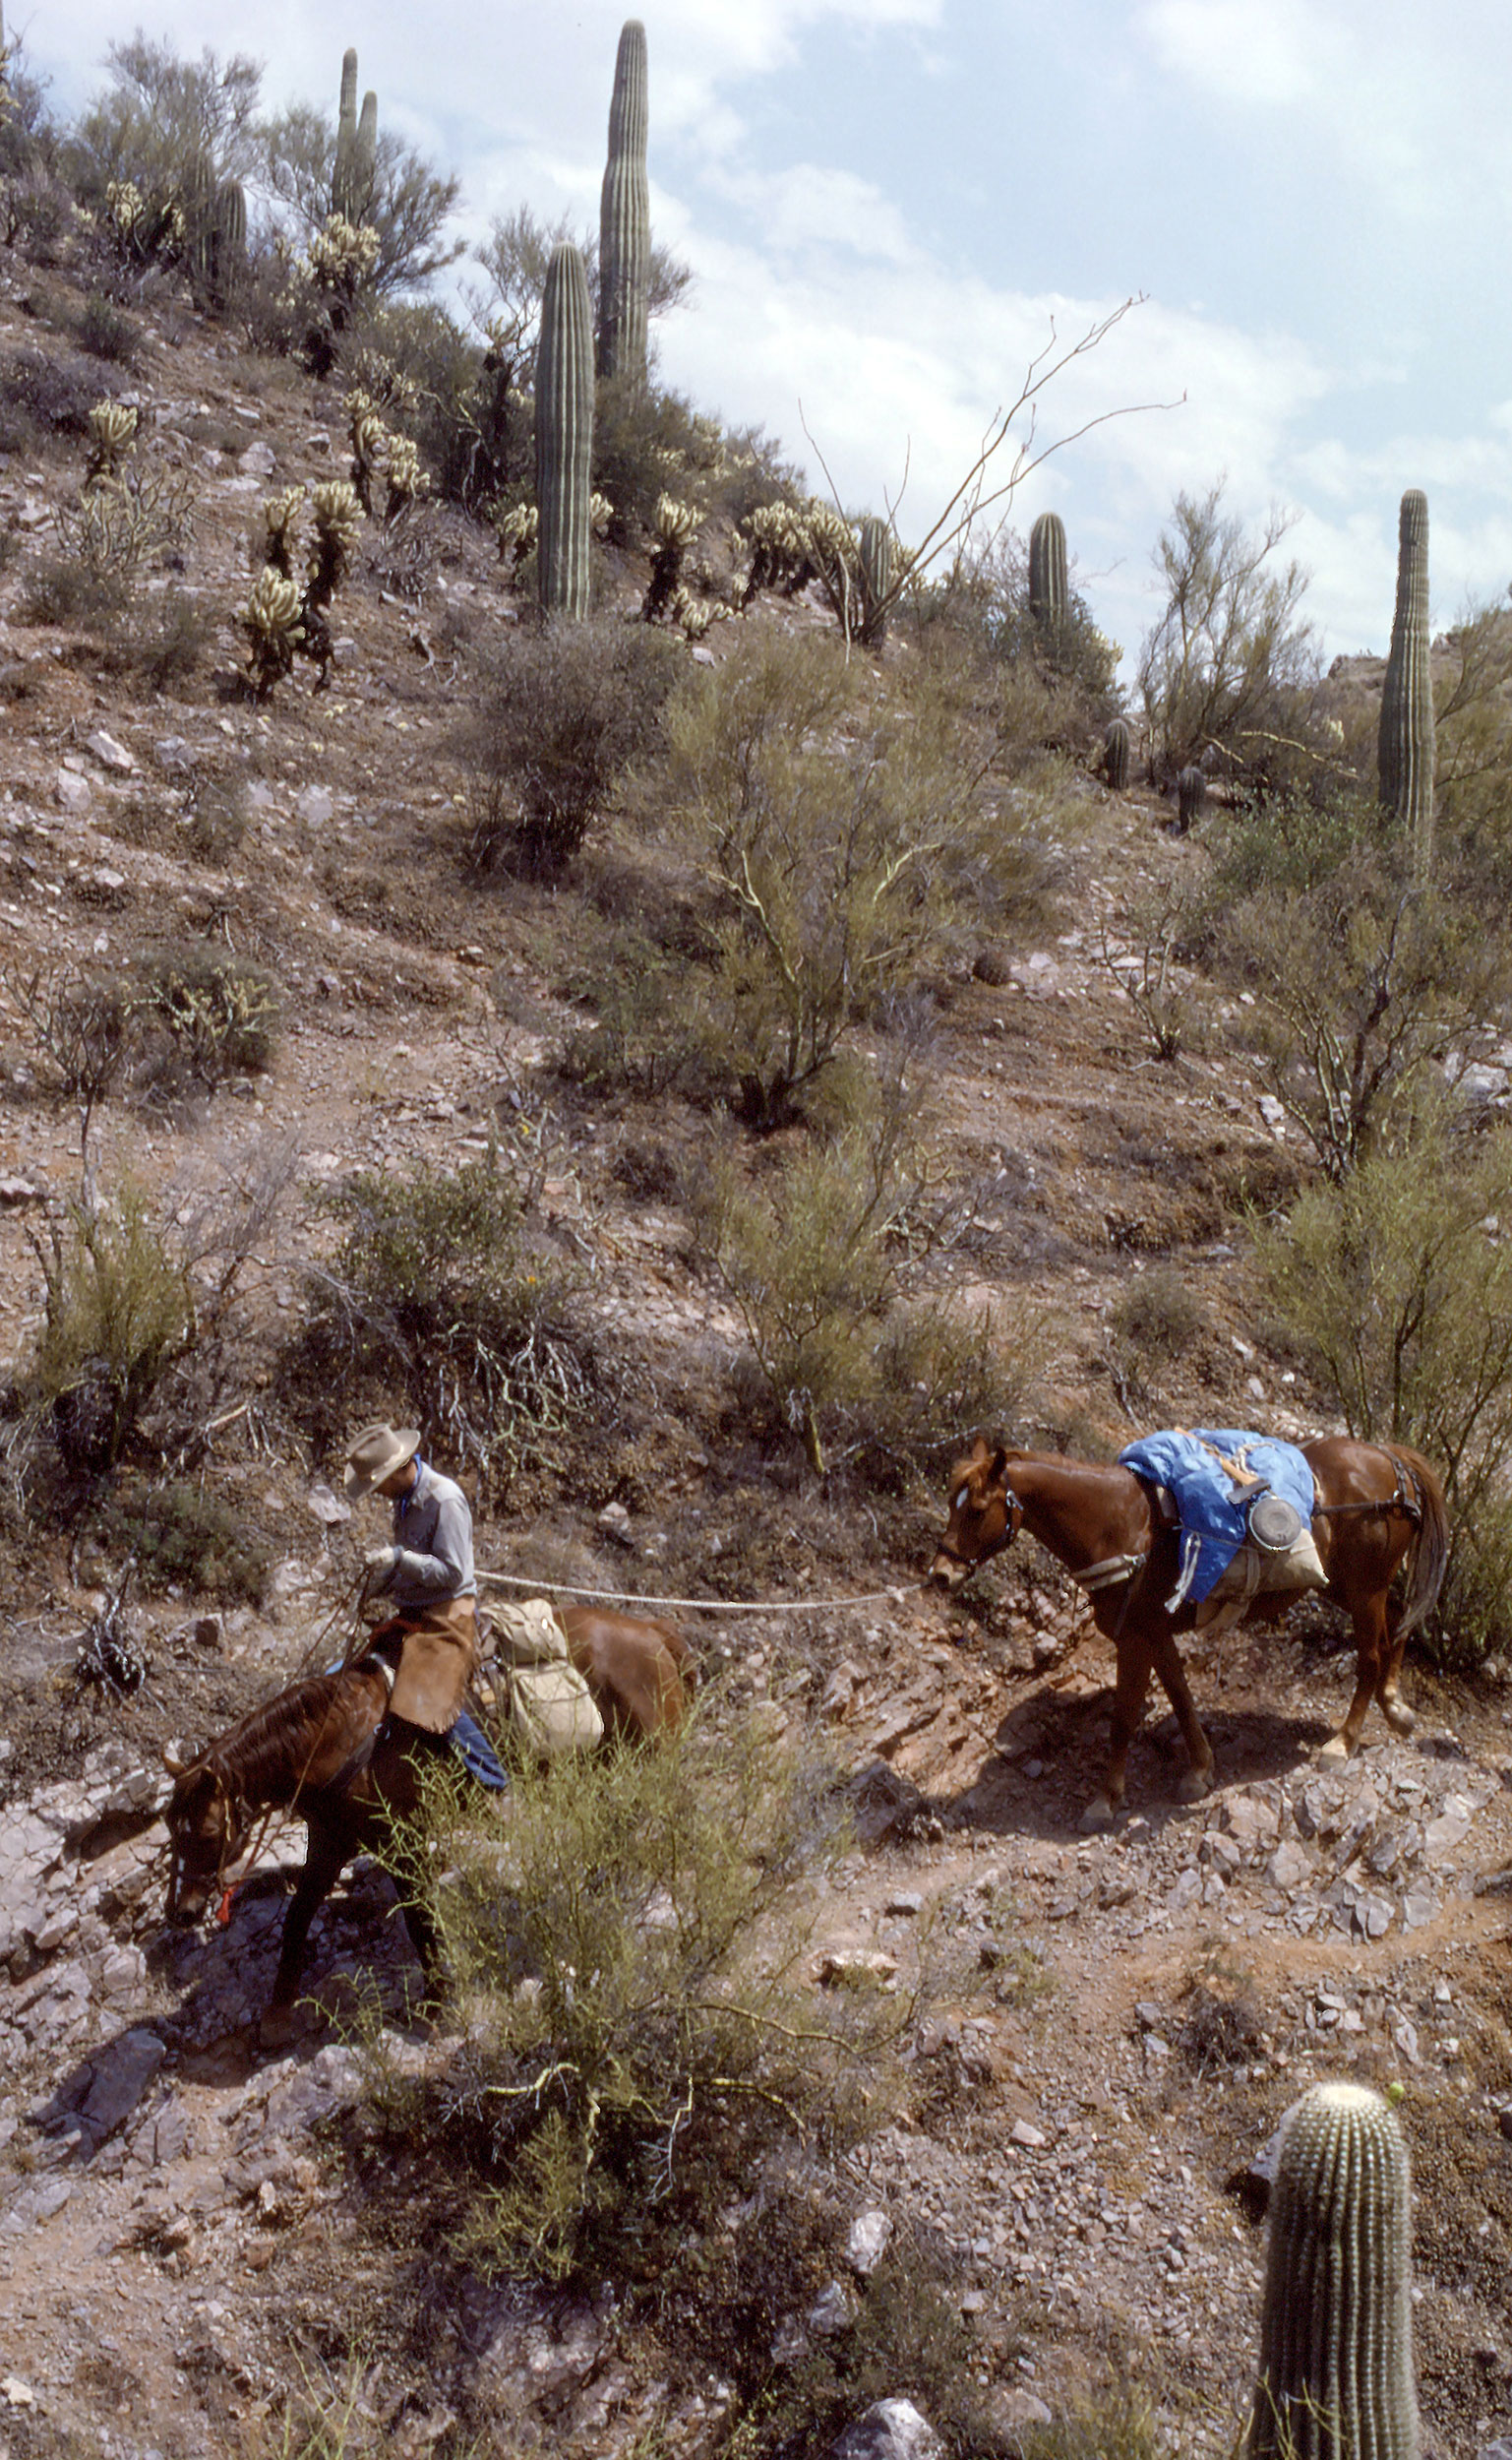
[18,0,1512,674]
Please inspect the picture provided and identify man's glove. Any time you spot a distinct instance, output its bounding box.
[363,1545,398,1586]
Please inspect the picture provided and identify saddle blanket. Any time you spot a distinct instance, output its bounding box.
[1118,1427,1317,1609]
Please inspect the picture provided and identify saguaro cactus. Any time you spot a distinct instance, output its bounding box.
[333,48,360,220]
[597,20,650,384]
[1176,765,1206,831]
[1103,716,1131,791]
[354,91,378,212]
[1246,2082,1419,2460]
[536,241,595,620]
[858,515,893,648]
[1377,488,1435,877]
[211,180,246,306]
[1029,510,1068,639]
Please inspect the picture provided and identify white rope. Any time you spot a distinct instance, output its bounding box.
[475,1567,922,1617]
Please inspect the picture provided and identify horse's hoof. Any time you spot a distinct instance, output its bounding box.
[1078,1799,1117,1834]
[1177,1769,1215,1804]
[258,2003,301,2051]
[1384,1700,1417,1735]
[1317,1735,1351,1763]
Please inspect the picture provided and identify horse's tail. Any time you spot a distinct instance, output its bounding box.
[1382,1442,1450,1636]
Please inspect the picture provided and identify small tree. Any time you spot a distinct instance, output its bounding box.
[1138,481,1319,776]
[70,34,262,213]
[260,101,462,295]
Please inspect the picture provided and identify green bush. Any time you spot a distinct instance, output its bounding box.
[1110,1266,1210,1370]
[296,1153,592,1492]
[641,633,1015,1124]
[74,295,140,366]
[84,1477,272,1601]
[375,1705,908,2285]
[27,1187,197,1473]
[462,618,681,880]
[1253,1127,1512,1666]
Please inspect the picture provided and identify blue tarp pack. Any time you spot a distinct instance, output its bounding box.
[1118,1428,1317,1609]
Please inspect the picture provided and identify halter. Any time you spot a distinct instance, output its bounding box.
[934,1477,1025,1573]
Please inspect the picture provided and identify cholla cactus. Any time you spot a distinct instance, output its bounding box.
[104,180,144,243]
[85,400,138,491]
[589,492,614,538]
[1246,2082,1419,2460]
[305,214,380,300]
[346,391,388,516]
[261,486,306,581]
[741,500,812,604]
[243,568,305,699]
[497,502,538,572]
[642,493,701,622]
[383,434,428,523]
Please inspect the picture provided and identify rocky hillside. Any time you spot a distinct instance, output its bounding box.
[1,213,1510,2460]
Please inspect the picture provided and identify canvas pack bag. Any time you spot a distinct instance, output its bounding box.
[490,1598,605,1755]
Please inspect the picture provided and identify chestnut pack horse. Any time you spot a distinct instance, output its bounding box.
[164,1604,689,2038]
[930,1436,1449,1830]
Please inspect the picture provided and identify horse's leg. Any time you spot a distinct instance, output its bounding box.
[1320,1590,1388,1759]
[1147,1624,1216,1804]
[1080,1630,1154,1833]
[262,1823,345,2045]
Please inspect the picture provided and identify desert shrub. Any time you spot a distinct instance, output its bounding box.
[462,619,681,880]
[1137,480,1321,779]
[1252,1127,1512,1666]
[1110,1266,1210,1371]
[26,1188,197,1473]
[73,295,140,366]
[374,1705,910,2286]
[296,1153,593,1492]
[639,633,1017,1124]
[1205,851,1510,1180]
[36,461,197,615]
[0,347,106,453]
[2,960,134,1144]
[84,1477,272,1602]
[592,374,763,544]
[16,552,132,630]
[129,585,204,693]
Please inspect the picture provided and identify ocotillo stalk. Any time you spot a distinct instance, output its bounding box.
[1246,2081,1419,2460]
[1029,510,1068,639]
[1377,488,1435,880]
[536,241,594,620]
[596,20,650,384]
[333,48,359,220]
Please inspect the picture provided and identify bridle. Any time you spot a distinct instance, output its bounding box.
[934,1477,1024,1574]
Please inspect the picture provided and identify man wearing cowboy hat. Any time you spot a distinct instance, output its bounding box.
[344,1422,478,1734]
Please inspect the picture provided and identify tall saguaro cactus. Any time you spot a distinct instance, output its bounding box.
[596,20,650,385]
[1029,510,1068,639]
[1246,2082,1420,2460]
[536,241,595,620]
[333,48,360,220]
[1377,488,1436,878]
[333,50,377,224]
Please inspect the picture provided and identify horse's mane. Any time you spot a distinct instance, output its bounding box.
[187,1668,357,1796]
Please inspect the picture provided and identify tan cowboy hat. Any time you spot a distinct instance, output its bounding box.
[342,1421,420,1498]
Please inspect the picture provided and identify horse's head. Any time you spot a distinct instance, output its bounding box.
[162,1750,249,1929]
[930,1439,1021,1589]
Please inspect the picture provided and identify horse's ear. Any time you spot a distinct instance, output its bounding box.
[162,1745,187,1775]
[990,1446,1010,1482]
[969,1435,994,1465]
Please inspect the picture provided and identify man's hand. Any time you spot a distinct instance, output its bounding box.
[363,1545,398,1585]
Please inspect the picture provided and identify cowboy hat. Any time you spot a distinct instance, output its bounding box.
[342,1421,421,1498]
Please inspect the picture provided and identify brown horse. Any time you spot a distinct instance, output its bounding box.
[930,1436,1449,1830]
[164,1604,690,2039]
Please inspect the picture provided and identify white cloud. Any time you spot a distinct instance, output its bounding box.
[1137,0,1334,106]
